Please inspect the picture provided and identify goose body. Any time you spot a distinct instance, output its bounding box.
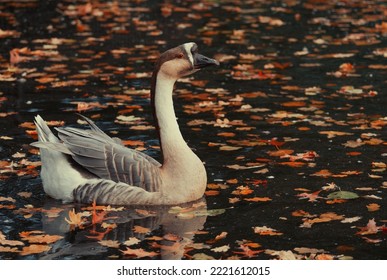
[32,42,219,205]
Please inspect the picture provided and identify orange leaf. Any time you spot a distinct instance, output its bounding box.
[366,203,380,212]
[244,197,272,202]
[133,225,151,234]
[20,231,63,244]
[205,190,220,196]
[20,244,51,256]
[233,244,263,258]
[279,161,306,167]
[346,151,362,156]
[326,199,347,204]
[253,226,283,236]
[281,101,306,107]
[120,248,159,258]
[267,149,294,157]
[291,210,312,217]
[311,169,332,177]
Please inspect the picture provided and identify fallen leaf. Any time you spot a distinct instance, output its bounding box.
[341,216,362,223]
[366,203,380,212]
[211,245,230,253]
[356,219,380,235]
[20,231,63,244]
[233,244,263,258]
[123,237,141,246]
[19,244,51,256]
[244,197,272,202]
[253,226,283,236]
[98,240,120,248]
[319,130,353,138]
[0,246,20,253]
[65,209,86,229]
[311,169,332,177]
[133,225,151,234]
[297,190,323,202]
[327,191,359,200]
[120,247,159,258]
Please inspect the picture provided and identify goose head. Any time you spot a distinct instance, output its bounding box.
[155,42,219,80]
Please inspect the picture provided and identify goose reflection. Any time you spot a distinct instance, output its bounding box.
[40,198,208,260]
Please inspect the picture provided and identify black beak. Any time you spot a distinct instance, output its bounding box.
[193,53,219,69]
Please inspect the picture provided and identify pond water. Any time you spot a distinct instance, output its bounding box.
[0,0,386,260]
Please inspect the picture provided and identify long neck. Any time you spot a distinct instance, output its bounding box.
[151,71,191,164]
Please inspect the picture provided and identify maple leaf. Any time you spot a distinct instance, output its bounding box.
[233,244,263,258]
[214,232,228,241]
[0,231,24,247]
[20,231,63,244]
[311,169,332,177]
[366,203,380,212]
[253,226,283,236]
[322,182,339,191]
[0,246,20,253]
[120,247,159,258]
[244,197,272,202]
[319,130,353,138]
[123,237,141,246]
[211,245,230,253]
[356,219,380,235]
[296,190,322,202]
[86,228,113,241]
[91,200,107,224]
[98,240,120,248]
[19,244,51,256]
[65,208,85,229]
[133,225,151,234]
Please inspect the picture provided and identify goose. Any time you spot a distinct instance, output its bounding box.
[31,42,219,205]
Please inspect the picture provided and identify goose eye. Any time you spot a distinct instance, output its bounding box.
[177,53,184,59]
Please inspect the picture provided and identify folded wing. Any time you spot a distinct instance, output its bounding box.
[56,115,162,192]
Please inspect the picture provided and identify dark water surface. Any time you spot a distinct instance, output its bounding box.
[0,0,386,259]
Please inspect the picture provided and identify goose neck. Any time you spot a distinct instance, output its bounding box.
[152,71,190,162]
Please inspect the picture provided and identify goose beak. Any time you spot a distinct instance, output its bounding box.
[193,53,219,69]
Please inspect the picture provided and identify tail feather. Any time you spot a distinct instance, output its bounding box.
[32,115,88,202]
[34,115,60,143]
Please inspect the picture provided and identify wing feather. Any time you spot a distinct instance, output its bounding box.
[56,116,162,192]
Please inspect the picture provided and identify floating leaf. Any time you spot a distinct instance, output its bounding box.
[211,245,230,253]
[20,244,51,256]
[120,247,159,258]
[327,191,359,200]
